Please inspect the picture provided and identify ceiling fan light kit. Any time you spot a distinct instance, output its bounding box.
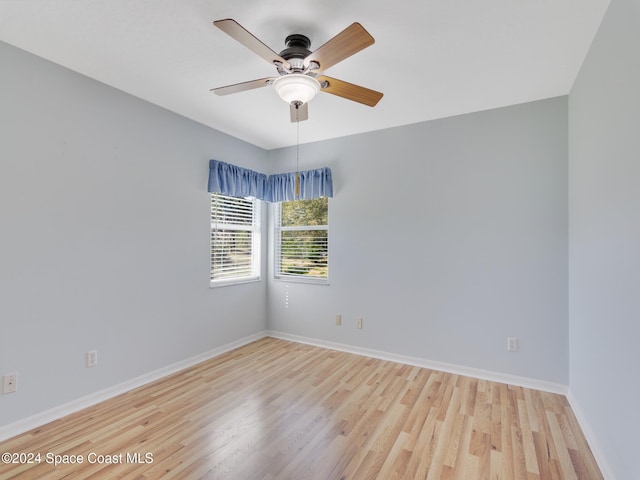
[211,19,383,121]
[273,74,321,105]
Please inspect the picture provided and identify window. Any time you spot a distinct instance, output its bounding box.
[275,197,329,283]
[210,193,261,286]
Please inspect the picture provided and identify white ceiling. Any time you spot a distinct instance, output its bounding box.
[0,0,609,150]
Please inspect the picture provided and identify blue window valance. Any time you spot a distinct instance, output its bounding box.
[208,159,333,202]
[208,159,267,199]
[265,167,333,202]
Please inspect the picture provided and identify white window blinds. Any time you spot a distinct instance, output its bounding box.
[211,194,261,285]
[275,198,328,282]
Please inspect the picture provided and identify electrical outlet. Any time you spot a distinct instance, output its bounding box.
[86,350,98,367]
[335,314,342,326]
[507,337,518,352]
[3,373,17,394]
[356,318,363,329]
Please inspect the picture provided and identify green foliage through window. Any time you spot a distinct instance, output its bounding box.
[276,198,328,281]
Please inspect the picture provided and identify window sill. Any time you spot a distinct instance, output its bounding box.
[210,276,261,288]
[273,276,329,286]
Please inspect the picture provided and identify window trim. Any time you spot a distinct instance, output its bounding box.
[210,193,261,287]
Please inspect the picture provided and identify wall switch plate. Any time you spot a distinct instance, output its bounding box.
[86,350,98,367]
[507,337,518,352]
[356,318,363,329]
[335,314,342,326]
[3,373,17,394]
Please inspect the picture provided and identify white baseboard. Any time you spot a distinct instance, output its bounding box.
[267,330,568,395]
[0,331,269,442]
[566,390,615,480]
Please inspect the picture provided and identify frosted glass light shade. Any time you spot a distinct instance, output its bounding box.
[273,74,321,105]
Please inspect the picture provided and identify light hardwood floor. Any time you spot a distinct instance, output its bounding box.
[0,337,602,479]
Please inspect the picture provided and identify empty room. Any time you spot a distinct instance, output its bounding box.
[0,0,638,479]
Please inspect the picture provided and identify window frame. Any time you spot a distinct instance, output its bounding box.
[274,198,329,285]
[210,193,261,287]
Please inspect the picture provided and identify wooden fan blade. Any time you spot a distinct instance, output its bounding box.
[214,19,290,70]
[304,23,374,73]
[290,102,309,122]
[211,77,275,96]
[317,76,383,107]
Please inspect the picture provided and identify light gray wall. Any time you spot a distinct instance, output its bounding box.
[267,97,569,384]
[0,41,268,426]
[569,0,640,477]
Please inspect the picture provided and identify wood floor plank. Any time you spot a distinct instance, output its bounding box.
[0,337,602,479]
[517,398,541,476]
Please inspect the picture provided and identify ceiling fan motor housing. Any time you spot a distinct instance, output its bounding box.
[278,34,313,73]
[280,34,312,60]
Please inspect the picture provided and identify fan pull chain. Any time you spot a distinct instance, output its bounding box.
[295,113,300,198]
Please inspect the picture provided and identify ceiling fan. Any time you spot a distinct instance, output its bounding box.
[211,19,383,122]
